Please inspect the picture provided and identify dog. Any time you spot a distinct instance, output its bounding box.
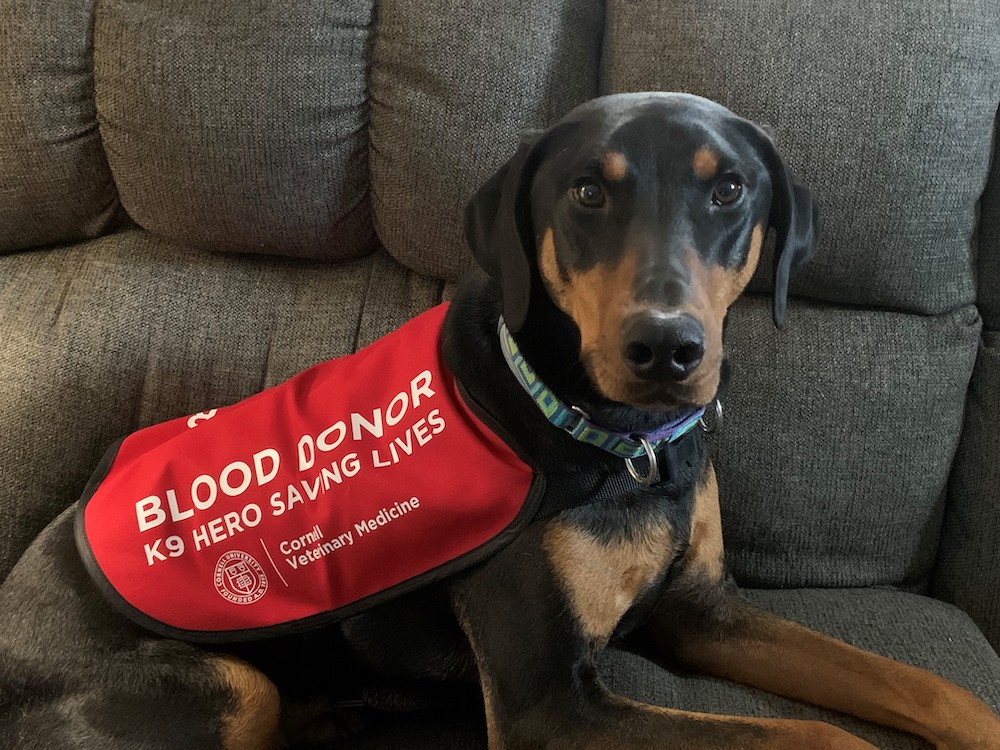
[2,92,999,750]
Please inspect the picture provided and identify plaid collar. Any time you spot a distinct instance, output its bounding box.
[497,318,705,462]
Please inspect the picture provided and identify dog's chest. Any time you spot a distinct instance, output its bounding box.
[543,516,682,643]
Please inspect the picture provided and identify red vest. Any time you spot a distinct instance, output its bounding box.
[76,304,538,642]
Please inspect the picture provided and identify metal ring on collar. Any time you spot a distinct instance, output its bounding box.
[625,436,659,486]
[699,398,723,434]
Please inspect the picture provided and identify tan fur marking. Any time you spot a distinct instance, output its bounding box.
[675,610,1000,748]
[545,521,675,643]
[539,227,563,294]
[680,223,764,404]
[213,656,280,750]
[693,147,720,180]
[688,464,725,582]
[538,228,641,403]
[601,151,628,182]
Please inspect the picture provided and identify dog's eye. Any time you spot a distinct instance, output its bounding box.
[712,175,743,206]
[571,182,606,208]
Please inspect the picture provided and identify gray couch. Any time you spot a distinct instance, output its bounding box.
[2,1,998,748]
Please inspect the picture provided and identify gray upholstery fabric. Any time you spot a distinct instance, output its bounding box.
[339,589,1000,749]
[932,102,1000,649]
[976,124,1000,330]
[934,333,1000,651]
[92,0,376,260]
[714,296,980,589]
[369,0,603,280]
[606,589,1000,748]
[603,0,1000,316]
[0,0,121,253]
[0,230,443,581]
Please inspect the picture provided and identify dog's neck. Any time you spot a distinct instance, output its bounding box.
[508,288,702,439]
[497,316,704,459]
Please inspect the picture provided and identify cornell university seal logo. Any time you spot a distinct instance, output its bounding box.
[214,550,268,605]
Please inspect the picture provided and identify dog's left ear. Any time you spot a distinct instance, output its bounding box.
[464,131,546,333]
[744,123,821,327]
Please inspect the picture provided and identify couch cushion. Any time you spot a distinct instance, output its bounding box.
[369,0,603,280]
[602,0,1000,315]
[975,125,1000,330]
[713,296,979,589]
[337,589,1000,749]
[934,331,1000,651]
[0,0,121,253]
[0,229,443,582]
[933,107,1000,648]
[91,0,376,260]
[604,589,1000,748]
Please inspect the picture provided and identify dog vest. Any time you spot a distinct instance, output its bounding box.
[77,303,707,643]
[76,304,546,643]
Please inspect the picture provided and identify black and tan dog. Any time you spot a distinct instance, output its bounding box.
[2,93,998,749]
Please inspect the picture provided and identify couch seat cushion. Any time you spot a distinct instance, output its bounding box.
[340,589,1000,749]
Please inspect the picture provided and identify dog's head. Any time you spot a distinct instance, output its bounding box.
[466,93,819,414]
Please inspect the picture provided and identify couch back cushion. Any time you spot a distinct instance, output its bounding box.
[933,130,1000,648]
[89,0,376,259]
[604,0,999,587]
[368,0,605,280]
[0,0,121,253]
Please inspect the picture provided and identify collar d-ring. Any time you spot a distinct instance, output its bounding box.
[624,436,660,486]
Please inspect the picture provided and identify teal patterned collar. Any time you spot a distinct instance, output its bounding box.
[497,318,706,463]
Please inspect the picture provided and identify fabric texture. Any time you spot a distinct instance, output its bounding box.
[0,229,445,582]
[713,295,980,589]
[932,108,1000,649]
[602,0,1000,316]
[0,0,121,253]
[933,333,1000,651]
[92,0,376,260]
[976,124,1000,330]
[337,588,1000,749]
[369,0,604,280]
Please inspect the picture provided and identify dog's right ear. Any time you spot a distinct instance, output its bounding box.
[464,131,544,333]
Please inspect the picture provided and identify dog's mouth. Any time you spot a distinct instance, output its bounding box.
[580,349,721,414]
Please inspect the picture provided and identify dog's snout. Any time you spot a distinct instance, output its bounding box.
[621,312,705,381]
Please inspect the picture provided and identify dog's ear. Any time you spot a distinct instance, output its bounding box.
[464,130,546,333]
[745,125,821,327]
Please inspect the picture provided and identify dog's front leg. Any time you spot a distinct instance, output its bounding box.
[451,519,875,749]
[647,464,1000,750]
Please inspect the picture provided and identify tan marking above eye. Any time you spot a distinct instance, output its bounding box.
[601,151,628,182]
[693,147,720,181]
[544,520,676,644]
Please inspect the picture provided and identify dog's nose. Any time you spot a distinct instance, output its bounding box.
[621,312,705,381]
